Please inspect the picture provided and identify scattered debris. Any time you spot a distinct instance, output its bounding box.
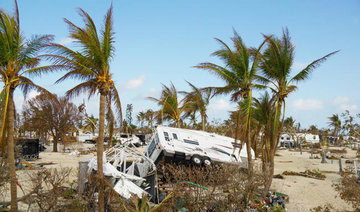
[265,191,288,209]
[87,143,157,200]
[69,150,80,156]
[282,169,326,180]
[273,174,284,179]
[278,161,293,163]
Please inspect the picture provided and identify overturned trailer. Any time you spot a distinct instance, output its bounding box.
[145,125,254,166]
[86,125,254,203]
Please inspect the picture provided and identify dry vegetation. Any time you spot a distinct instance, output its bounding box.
[282,169,326,180]
[158,163,266,211]
[0,158,10,201]
[333,170,360,211]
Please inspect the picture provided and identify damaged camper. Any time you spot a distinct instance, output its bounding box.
[86,125,254,202]
[145,125,254,166]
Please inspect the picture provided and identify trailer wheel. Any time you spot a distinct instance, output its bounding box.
[203,158,212,166]
[191,155,202,166]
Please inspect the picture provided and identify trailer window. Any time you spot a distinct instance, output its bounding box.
[172,133,178,140]
[164,132,170,141]
[147,138,156,157]
[210,147,230,156]
[183,139,199,145]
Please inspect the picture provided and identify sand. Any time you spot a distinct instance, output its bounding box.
[2,144,359,211]
[271,148,358,211]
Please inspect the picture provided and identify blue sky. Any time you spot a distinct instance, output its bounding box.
[1,0,360,129]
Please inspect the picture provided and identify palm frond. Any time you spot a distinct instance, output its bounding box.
[65,80,97,99]
[291,50,339,83]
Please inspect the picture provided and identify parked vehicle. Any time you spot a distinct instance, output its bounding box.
[144,125,254,167]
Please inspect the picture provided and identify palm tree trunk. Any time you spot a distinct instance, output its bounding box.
[201,113,205,131]
[245,90,253,179]
[7,88,18,211]
[97,93,105,212]
[232,109,241,155]
[53,136,58,152]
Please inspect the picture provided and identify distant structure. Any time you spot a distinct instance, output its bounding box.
[278,133,320,148]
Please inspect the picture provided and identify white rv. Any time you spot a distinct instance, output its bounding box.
[144,125,254,166]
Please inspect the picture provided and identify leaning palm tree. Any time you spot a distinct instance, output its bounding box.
[0,1,54,210]
[45,6,121,211]
[328,113,341,138]
[180,81,213,131]
[259,28,338,193]
[83,115,98,135]
[195,30,267,182]
[148,83,186,128]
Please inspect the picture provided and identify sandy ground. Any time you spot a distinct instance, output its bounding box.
[1,143,359,211]
[271,148,358,211]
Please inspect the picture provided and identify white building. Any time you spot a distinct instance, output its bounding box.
[278,133,320,147]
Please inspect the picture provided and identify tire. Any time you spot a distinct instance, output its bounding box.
[191,155,202,166]
[203,157,212,166]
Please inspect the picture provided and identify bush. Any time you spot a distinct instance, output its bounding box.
[158,163,265,211]
[333,171,360,210]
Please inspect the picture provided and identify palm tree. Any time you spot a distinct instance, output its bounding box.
[283,116,295,130]
[46,6,121,211]
[195,30,267,182]
[0,1,54,210]
[144,109,155,129]
[137,111,146,128]
[260,28,338,144]
[148,83,186,128]
[259,28,338,193]
[252,92,275,195]
[180,81,213,131]
[308,125,319,134]
[328,113,341,138]
[83,115,98,135]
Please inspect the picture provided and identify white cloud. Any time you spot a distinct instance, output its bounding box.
[293,62,307,71]
[339,104,358,112]
[59,37,74,45]
[291,98,323,110]
[332,96,358,112]
[333,96,351,104]
[209,99,234,111]
[136,88,158,100]
[120,75,146,90]
[28,90,40,99]
[14,91,40,111]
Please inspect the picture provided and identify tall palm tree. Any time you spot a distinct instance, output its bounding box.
[328,113,341,137]
[260,28,338,146]
[0,1,54,210]
[259,28,338,193]
[180,81,213,131]
[148,83,186,128]
[46,6,121,211]
[195,30,267,181]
